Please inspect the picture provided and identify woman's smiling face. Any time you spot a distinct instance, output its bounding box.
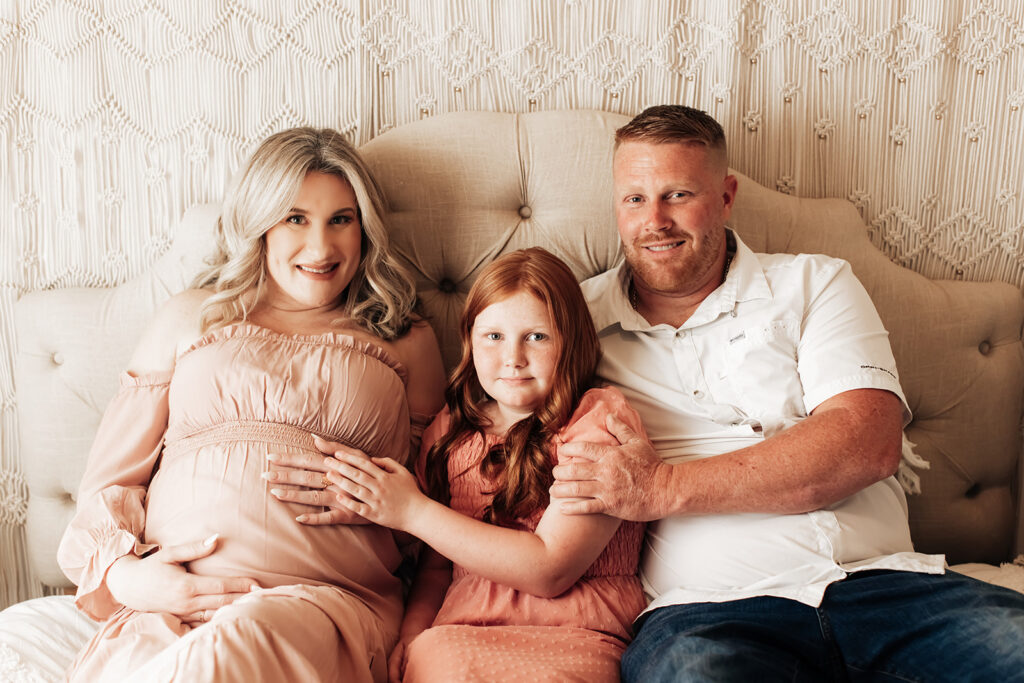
[263,171,363,312]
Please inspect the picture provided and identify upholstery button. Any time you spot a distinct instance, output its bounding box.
[52,351,65,365]
[518,205,532,219]
[978,340,992,355]
[438,278,456,294]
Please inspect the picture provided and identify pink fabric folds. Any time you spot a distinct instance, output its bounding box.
[57,371,169,620]
[58,324,415,682]
[404,386,649,682]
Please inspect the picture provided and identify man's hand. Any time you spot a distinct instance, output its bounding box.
[105,534,259,625]
[550,413,670,521]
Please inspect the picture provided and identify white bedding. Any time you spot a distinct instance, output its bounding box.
[2,560,1023,682]
[0,596,95,682]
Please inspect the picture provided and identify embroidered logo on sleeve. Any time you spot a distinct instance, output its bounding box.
[860,364,897,380]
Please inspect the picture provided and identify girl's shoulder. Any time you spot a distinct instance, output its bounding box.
[576,385,630,411]
[558,386,646,447]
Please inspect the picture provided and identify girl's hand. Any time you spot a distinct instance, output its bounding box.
[388,635,411,683]
[329,454,427,532]
[106,535,259,625]
[263,435,371,525]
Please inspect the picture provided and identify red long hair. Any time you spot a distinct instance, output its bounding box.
[424,247,600,526]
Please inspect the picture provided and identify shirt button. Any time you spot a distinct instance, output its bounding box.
[692,389,704,399]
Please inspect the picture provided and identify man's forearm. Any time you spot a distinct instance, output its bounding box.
[653,389,904,518]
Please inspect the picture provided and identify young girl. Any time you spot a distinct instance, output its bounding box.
[326,247,649,682]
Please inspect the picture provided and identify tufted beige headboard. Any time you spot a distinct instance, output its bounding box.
[16,110,1024,591]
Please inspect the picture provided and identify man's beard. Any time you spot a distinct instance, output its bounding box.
[624,228,725,296]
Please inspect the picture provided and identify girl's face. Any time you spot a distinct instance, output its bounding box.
[263,171,362,312]
[471,290,563,428]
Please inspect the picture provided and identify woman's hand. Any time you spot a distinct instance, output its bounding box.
[263,435,370,525]
[105,534,259,626]
[328,454,429,532]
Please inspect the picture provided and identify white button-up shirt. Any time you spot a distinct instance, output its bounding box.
[582,232,944,612]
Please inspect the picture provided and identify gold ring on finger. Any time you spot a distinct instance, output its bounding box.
[321,474,330,488]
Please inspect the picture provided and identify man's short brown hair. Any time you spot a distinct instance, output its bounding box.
[615,105,727,163]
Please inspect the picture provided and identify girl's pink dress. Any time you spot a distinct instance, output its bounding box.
[403,387,648,683]
[57,324,416,683]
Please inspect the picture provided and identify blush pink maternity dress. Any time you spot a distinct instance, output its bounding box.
[402,387,649,683]
[58,324,415,682]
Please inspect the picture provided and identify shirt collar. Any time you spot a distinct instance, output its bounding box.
[591,262,649,333]
[593,229,773,333]
[684,229,772,328]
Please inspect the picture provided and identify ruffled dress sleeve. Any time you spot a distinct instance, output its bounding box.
[56,370,172,620]
[555,386,649,459]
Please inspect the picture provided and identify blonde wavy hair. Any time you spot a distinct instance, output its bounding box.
[193,127,418,340]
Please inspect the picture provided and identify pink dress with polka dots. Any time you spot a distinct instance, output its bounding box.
[402,387,648,682]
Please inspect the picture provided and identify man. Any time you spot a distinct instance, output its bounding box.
[551,105,1024,681]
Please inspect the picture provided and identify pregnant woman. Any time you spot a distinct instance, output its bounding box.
[57,127,445,682]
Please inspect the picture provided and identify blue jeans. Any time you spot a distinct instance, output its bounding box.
[621,569,1024,682]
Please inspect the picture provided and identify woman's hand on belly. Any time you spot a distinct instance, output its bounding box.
[264,435,372,526]
[106,534,260,625]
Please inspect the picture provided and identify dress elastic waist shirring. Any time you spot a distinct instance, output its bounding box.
[163,420,346,459]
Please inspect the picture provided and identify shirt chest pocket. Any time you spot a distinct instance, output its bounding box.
[714,319,803,420]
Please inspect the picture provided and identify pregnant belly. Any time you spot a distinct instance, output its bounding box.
[144,430,400,593]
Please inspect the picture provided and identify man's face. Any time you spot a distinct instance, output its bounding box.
[613,140,737,299]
